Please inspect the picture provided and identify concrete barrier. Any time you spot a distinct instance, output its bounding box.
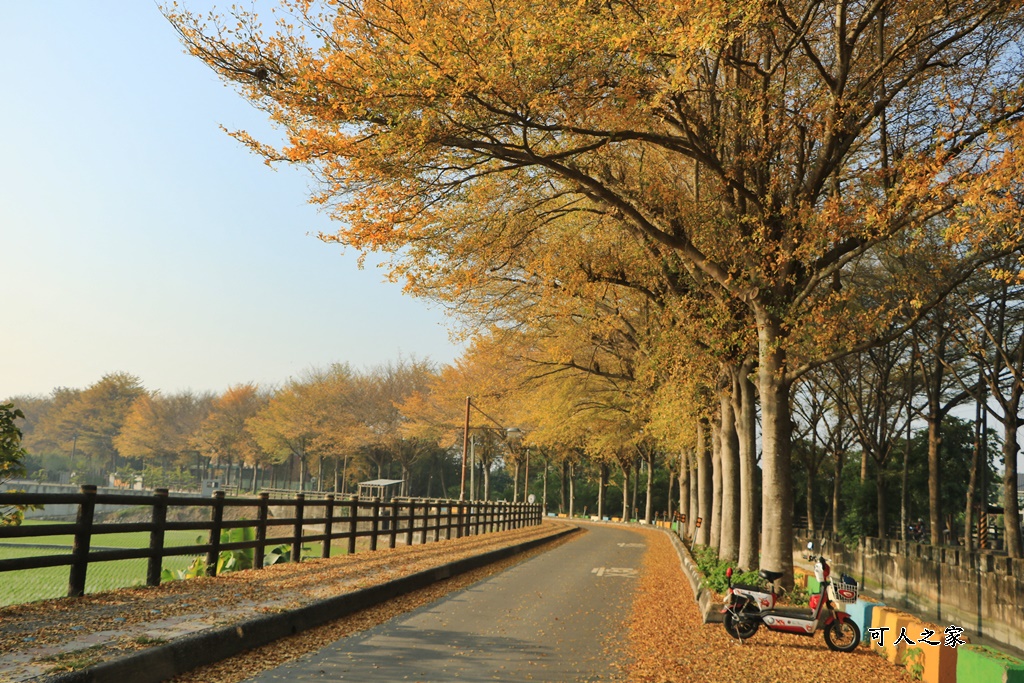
[956,645,1024,683]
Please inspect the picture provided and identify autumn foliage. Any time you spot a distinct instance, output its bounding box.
[149,0,1024,576]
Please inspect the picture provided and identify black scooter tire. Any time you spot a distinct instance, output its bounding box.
[823,617,861,652]
[723,610,760,640]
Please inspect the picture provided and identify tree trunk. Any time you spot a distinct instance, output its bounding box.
[927,416,943,545]
[806,466,815,532]
[678,449,689,516]
[1003,412,1023,557]
[689,447,699,539]
[667,465,674,522]
[513,462,520,502]
[644,452,654,524]
[734,361,759,570]
[251,463,258,493]
[710,413,723,552]
[901,419,910,544]
[598,462,608,520]
[560,460,568,513]
[832,402,846,537]
[568,461,575,517]
[875,462,887,539]
[696,419,713,546]
[832,445,844,536]
[757,314,795,584]
[631,457,639,520]
[542,457,549,514]
[622,463,630,521]
[719,389,741,562]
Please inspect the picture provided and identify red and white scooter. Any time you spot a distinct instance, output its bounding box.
[721,552,861,652]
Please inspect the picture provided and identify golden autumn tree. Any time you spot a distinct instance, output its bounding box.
[167,0,1024,581]
[194,383,271,490]
[400,335,530,500]
[115,391,213,472]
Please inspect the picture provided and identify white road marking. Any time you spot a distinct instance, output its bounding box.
[591,567,639,578]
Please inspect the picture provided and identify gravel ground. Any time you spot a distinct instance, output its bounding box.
[0,522,573,682]
[625,528,912,683]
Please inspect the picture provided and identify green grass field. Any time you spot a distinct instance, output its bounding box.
[0,521,206,606]
[0,522,348,607]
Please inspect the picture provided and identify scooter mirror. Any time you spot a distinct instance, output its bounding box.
[726,567,733,578]
[807,541,814,550]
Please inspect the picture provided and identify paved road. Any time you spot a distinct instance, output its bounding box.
[244,523,647,683]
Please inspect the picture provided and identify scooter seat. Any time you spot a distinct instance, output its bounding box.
[759,569,784,583]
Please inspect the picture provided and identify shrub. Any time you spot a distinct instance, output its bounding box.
[691,544,764,595]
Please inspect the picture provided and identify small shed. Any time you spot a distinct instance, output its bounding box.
[357,479,403,501]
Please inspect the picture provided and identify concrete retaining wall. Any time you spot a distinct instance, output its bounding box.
[794,529,1024,653]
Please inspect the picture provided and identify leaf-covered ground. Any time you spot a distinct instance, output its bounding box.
[1,524,916,682]
[625,528,912,683]
[0,523,572,682]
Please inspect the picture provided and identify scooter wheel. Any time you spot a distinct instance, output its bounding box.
[823,618,861,652]
[723,611,759,640]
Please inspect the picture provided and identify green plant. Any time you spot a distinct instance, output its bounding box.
[158,525,307,583]
[902,646,925,680]
[1,402,36,526]
[691,544,764,595]
[161,555,206,582]
[42,645,105,673]
[133,635,167,646]
[216,526,256,574]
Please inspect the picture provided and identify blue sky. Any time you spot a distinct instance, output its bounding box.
[1,3,461,398]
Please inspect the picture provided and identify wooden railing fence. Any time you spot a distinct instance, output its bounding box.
[0,486,541,599]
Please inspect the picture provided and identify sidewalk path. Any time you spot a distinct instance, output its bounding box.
[0,523,569,683]
[242,523,644,683]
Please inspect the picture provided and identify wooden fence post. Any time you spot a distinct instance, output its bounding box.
[370,497,381,551]
[146,488,169,587]
[456,501,464,539]
[67,484,97,597]
[206,490,226,577]
[389,499,399,549]
[419,500,428,545]
[347,496,358,555]
[405,500,415,547]
[322,494,335,559]
[292,493,305,563]
[434,502,442,542]
[254,492,269,569]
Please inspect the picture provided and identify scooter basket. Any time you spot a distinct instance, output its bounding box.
[829,579,859,603]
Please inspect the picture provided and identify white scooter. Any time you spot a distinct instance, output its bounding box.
[721,551,860,652]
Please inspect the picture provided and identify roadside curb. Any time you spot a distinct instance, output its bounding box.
[44,525,580,683]
[661,528,723,624]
